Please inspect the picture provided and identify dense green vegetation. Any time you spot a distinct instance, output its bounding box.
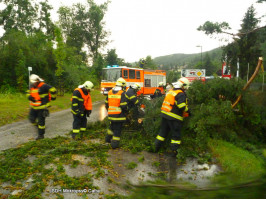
[0,0,111,93]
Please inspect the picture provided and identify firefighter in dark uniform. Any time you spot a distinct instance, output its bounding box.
[27,74,57,140]
[125,83,141,109]
[71,81,94,139]
[125,83,141,125]
[150,82,166,99]
[105,78,128,149]
[154,77,190,155]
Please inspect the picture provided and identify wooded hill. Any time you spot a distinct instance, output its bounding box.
[153,47,223,71]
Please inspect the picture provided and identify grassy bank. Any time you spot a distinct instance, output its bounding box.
[208,139,265,180]
[0,90,105,127]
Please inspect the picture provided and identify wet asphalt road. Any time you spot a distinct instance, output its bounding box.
[0,101,107,151]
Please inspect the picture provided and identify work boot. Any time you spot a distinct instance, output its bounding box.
[154,139,163,153]
[105,135,112,143]
[111,140,120,149]
[36,133,44,140]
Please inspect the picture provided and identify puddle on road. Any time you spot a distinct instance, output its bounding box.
[107,149,221,188]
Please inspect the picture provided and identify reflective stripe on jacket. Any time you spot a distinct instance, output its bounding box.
[161,89,187,121]
[106,88,127,122]
[108,90,123,115]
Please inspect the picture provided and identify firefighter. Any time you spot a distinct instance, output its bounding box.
[150,82,165,99]
[27,74,57,140]
[125,83,141,109]
[116,77,127,91]
[105,78,128,149]
[71,81,94,139]
[154,77,190,156]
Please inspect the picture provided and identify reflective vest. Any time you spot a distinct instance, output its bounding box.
[108,90,123,115]
[73,88,92,110]
[161,89,184,121]
[30,82,47,108]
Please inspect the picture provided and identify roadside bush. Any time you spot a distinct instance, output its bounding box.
[127,77,266,161]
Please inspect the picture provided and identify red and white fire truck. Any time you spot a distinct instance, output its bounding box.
[101,65,166,95]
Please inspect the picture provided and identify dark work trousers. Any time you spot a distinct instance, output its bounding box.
[110,121,124,139]
[29,108,46,135]
[157,117,183,151]
[72,114,87,134]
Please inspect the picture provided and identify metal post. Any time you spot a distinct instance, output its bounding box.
[237,58,239,79]
[28,67,32,89]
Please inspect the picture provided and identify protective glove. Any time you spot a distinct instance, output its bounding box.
[86,110,92,117]
[42,109,50,117]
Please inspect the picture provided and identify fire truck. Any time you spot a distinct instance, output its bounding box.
[101,65,166,95]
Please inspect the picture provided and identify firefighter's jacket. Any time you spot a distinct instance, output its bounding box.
[105,86,128,122]
[71,87,92,116]
[161,88,188,121]
[125,87,140,109]
[27,82,56,109]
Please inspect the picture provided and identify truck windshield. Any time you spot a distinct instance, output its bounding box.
[102,68,122,82]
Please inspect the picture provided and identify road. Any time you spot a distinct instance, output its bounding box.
[0,101,107,151]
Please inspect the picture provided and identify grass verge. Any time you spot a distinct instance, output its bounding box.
[208,139,265,180]
[0,90,105,127]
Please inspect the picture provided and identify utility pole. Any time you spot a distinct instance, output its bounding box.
[196,45,202,68]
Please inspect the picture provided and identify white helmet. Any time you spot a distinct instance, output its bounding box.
[132,83,141,91]
[30,74,43,83]
[83,81,94,90]
[116,78,126,86]
[173,77,190,89]
[158,82,164,87]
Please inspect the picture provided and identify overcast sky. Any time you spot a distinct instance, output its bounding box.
[2,0,266,62]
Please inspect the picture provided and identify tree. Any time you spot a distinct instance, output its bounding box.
[197,5,263,79]
[58,4,87,59]
[53,26,66,95]
[38,0,54,38]
[15,49,27,92]
[144,55,157,69]
[85,0,110,62]
[105,49,119,66]
[237,5,261,78]
[203,53,217,76]
[0,0,37,35]
[93,54,105,81]
[57,0,110,63]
